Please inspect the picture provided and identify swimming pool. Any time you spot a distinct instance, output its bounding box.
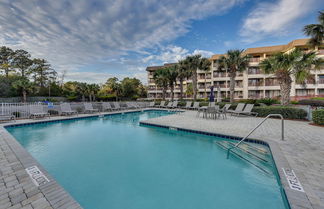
[6,110,289,209]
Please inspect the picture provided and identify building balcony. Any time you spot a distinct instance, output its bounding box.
[248,83,263,87]
[249,57,261,63]
[213,73,228,77]
[317,79,324,84]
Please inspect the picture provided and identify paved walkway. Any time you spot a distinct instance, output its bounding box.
[142,111,324,209]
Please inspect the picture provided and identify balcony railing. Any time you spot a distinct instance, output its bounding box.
[248,69,261,74]
[318,79,324,84]
[248,82,263,87]
[265,82,279,86]
[213,72,228,77]
[249,57,260,62]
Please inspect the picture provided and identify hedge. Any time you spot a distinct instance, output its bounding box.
[252,106,307,119]
[312,109,324,125]
[298,99,324,107]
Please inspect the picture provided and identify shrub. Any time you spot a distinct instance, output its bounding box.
[97,94,117,101]
[66,95,78,101]
[311,97,324,101]
[298,99,324,107]
[312,109,324,125]
[257,98,280,106]
[237,99,257,104]
[199,101,209,107]
[12,112,20,118]
[290,101,299,105]
[253,106,307,119]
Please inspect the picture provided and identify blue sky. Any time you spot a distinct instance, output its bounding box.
[0,0,323,84]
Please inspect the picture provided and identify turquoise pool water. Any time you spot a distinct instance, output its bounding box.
[7,110,288,209]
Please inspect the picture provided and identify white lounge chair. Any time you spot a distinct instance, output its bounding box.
[60,103,78,116]
[234,104,258,117]
[0,114,16,122]
[188,102,200,110]
[149,102,155,108]
[29,105,50,119]
[84,103,99,113]
[158,101,166,108]
[113,102,126,110]
[183,101,192,109]
[227,103,245,115]
[166,101,173,108]
[102,102,118,112]
[171,101,178,109]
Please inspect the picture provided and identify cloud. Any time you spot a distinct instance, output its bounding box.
[142,45,214,65]
[0,0,242,83]
[240,0,317,43]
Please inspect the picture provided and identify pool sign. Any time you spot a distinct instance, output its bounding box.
[25,166,50,187]
[282,168,304,192]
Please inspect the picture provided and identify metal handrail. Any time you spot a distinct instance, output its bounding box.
[227,114,284,159]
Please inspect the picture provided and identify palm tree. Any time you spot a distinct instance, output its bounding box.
[153,68,169,100]
[0,46,14,77]
[199,58,211,98]
[87,84,100,102]
[217,50,250,103]
[177,60,190,99]
[12,78,34,103]
[165,66,178,102]
[303,11,324,46]
[183,55,201,100]
[76,82,88,102]
[260,49,322,105]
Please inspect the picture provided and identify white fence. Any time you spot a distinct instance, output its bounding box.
[1,102,150,119]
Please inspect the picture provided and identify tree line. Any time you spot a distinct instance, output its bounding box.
[153,11,324,105]
[0,47,147,102]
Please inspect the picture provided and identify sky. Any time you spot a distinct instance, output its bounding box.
[0,0,323,84]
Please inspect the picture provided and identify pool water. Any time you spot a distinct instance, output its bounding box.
[7,110,288,209]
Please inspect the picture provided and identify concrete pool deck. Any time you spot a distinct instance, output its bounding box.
[141,110,324,209]
[0,108,323,209]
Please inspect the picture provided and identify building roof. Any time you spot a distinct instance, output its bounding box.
[244,38,311,55]
[210,54,224,60]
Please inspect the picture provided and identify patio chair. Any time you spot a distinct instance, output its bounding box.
[158,101,166,108]
[234,104,258,117]
[29,105,50,119]
[188,102,200,110]
[60,103,78,116]
[183,101,192,109]
[84,103,99,113]
[102,102,118,112]
[166,101,173,108]
[204,106,218,119]
[227,103,245,115]
[0,114,16,122]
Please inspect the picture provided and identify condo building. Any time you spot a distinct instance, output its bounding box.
[146,39,324,100]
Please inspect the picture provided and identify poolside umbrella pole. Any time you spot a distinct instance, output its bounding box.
[209,86,214,102]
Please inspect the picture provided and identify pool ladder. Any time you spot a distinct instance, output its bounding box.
[227,114,284,159]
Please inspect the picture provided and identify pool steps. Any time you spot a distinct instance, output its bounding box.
[214,140,274,175]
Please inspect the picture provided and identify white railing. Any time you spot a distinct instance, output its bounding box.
[1,102,151,119]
